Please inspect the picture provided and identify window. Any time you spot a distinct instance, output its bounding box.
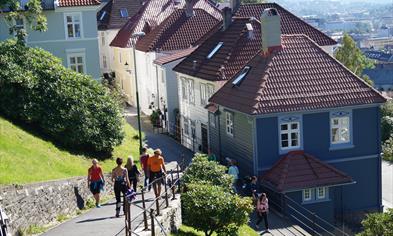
[207,42,223,59]
[181,78,188,101]
[120,8,129,18]
[209,112,216,128]
[191,120,196,138]
[317,187,326,200]
[232,66,251,86]
[183,117,189,136]
[15,18,24,31]
[200,83,207,105]
[303,189,312,202]
[280,121,300,149]
[207,84,214,98]
[101,32,105,46]
[226,112,233,136]
[188,79,195,104]
[103,55,107,68]
[99,11,107,21]
[331,112,350,145]
[303,187,329,203]
[68,53,85,73]
[65,13,82,39]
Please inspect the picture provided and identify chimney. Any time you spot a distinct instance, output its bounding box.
[229,0,240,13]
[261,8,282,55]
[185,0,195,17]
[222,7,232,31]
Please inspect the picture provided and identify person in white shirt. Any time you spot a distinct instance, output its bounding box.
[227,159,239,192]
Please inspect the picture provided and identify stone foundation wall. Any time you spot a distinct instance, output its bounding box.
[0,174,114,236]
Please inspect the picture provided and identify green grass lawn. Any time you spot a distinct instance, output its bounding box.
[171,225,258,236]
[0,116,141,185]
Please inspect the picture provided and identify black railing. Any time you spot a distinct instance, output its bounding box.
[0,208,9,236]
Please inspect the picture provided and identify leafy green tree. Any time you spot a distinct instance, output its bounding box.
[335,34,374,85]
[0,40,124,154]
[0,0,47,43]
[382,135,393,162]
[381,116,393,143]
[182,153,233,191]
[357,209,393,236]
[182,184,253,236]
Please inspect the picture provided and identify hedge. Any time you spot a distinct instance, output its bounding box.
[0,40,124,153]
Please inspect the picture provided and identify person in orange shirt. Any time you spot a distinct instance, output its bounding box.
[148,149,167,198]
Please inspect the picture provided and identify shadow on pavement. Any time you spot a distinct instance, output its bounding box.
[76,216,118,223]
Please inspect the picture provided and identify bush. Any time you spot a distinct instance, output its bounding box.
[381,100,393,117]
[382,135,393,161]
[382,116,393,143]
[182,153,233,191]
[357,209,393,236]
[0,40,124,153]
[182,184,253,236]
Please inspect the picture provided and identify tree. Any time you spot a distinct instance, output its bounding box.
[182,153,233,191]
[181,184,253,236]
[357,209,393,236]
[0,0,47,43]
[335,34,374,85]
[0,40,124,154]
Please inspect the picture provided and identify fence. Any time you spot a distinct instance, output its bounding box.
[0,207,9,236]
[264,190,350,236]
[122,163,183,236]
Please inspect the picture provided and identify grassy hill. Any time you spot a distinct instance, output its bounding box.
[0,116,140,185]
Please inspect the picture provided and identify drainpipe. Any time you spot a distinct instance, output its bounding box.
[218,107,222,162]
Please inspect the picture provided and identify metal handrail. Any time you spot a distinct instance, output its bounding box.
[153,216,168,236]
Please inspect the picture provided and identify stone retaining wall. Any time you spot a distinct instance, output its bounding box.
[0,174,114,236]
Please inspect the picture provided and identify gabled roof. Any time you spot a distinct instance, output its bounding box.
[135,9,220,52]
[261,151,354,192]
[173,17,260,82]
[235,3,336,46]
[154,47,197,65]
[110,0,222,48]
[208,33,386,115]
[97,0,143,30]
[57,0,100,7]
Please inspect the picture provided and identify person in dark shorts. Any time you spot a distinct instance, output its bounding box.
[87,159,105,208]
[112,158,131,217]
[147,149,167,198]
[125,156,140,192]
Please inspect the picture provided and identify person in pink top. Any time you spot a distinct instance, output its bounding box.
[256,193,269,232]
[139,147,150,189]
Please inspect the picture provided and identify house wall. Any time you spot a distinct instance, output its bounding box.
[256,106,382,224]
[208,107,254,176]
[98,29,118,74]
[176,73,218,152]
[0,8,101,80]
[112,46,134,105]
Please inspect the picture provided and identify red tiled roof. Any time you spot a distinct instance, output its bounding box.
[97,0,143,30]
[235,3,336,46]
[261,151,354,192]
[154,47,197,65]
[208,33,386,115]
[58,0,100,7]
[110,0,222,48]
[136,9,220,52]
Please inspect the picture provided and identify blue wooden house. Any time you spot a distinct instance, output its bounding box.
[182,7,386,231]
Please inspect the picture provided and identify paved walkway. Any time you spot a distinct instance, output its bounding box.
[382,160,393,210]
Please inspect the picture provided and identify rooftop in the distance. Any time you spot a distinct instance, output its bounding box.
[97,0,144,30]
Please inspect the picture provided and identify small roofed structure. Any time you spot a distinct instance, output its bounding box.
[261,151,354,193]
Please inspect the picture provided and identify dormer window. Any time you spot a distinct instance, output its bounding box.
[99,11,107,21]
[232,66,251,86]
[120,8,128,18]
[207,42,223,59]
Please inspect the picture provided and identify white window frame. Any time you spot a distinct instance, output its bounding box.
[226,111,234,137]
[209,112,216,128]
[67,52,86,74]
[183,117,189,136]
[279,119,301,150]
[316,187,326,200]
[330,111,351,145]
[200,83,207,105]
[181,78,188,101]
[120,8,129,18]
[191,120,196,138]
[188,79,195,105]
[206,84,214,98]
[64,12,83,40]
[303,189,312,202]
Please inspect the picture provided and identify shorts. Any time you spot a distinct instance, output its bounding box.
[90,180,104,194]
[150,171,163,184]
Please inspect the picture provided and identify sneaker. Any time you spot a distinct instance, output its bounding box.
[96,204,101,208]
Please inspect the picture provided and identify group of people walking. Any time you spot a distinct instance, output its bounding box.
[86,147,167,217]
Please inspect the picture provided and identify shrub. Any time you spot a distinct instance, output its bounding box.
[357,209,393,236]
[0,40,124,153]
[382,100,393,117]
[382,135,393,161]
[181,183,253,236]
[182,153,233,191]
[382,116,393,143]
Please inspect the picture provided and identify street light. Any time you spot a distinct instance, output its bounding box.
[125,31,145,154]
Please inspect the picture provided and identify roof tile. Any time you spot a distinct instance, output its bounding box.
[58,0,100,7]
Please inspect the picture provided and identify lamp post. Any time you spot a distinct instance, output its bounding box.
[125,31,145,154]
